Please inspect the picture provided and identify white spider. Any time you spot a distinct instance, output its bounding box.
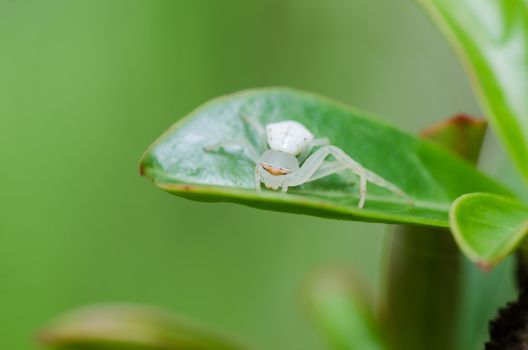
[205,116,407,208]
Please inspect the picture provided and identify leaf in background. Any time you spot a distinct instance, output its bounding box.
[450,192,528,269]
[141,88,508,227]
[306,268,386,350]
[420,114,487,164]
[418,0,528,183]
[38,304,251,350]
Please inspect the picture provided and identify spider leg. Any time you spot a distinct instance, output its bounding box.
[313,137,330,146]
[363,169,407,198]
[324,148,406,195]
[305,161,347,183]
[288,145,408,208]
[298,137,330,163]
[203,137,259,162]
[255,164,262,192]
[286,145,367,208]
[241,115,267,151]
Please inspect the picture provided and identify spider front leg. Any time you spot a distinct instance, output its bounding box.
[306,161,347,183]
[254,164,262,192]
[312,147,407,203]
[203,137,259,163]
[298,137,330,163]
[204,115,268,162]
[287,145,407,208]
[241,115,267,150]
[286,145,368,208]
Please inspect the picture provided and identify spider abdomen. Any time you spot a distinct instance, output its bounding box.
[266,120,314,156]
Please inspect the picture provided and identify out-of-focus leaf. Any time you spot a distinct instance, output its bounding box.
[420,114,487,163]
[140,88,508,227]
[38,304,251,350]
[419,0,528,182]
[306,268,386,350]
[450,193,528,268]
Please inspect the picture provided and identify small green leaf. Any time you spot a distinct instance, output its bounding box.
[306,268,386,350]
[38,304,251,350]
[141,88,508,227]
[419,0,528,183]
[450,193,528,268]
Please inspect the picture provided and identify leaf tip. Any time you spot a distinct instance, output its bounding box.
[420,113,486,138]
[139,161,146,177]
[139,152,159,181]
[449,113,487,126]
[477,260,494,272]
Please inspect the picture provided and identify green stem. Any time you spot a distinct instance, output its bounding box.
[382,226,460,350]
[381,115,487,350]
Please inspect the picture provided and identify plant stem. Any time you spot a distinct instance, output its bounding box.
[381,115,487,350]
[382,226,459,350]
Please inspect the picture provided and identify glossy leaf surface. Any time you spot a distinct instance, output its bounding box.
[450,193,528,268]
[39,304,250,350]
[141,88,508,226]
[419,0,528,182]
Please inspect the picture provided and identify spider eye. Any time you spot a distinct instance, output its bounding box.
[259,163,291,176]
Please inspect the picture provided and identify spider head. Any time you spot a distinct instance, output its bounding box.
[256,150,300,190]
[257,150,299,178]
[258,162,291,176]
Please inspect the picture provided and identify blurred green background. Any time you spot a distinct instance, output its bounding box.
[0,0,486,349]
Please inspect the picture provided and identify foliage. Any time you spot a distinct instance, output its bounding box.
[40,0,528,349]
[140,89,506,227]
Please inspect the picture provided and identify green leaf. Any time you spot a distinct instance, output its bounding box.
[306,268,386,350]
[419,0,528,183]
[141,88,508,227]
[39,304,251,350]
[450,192,528,268]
